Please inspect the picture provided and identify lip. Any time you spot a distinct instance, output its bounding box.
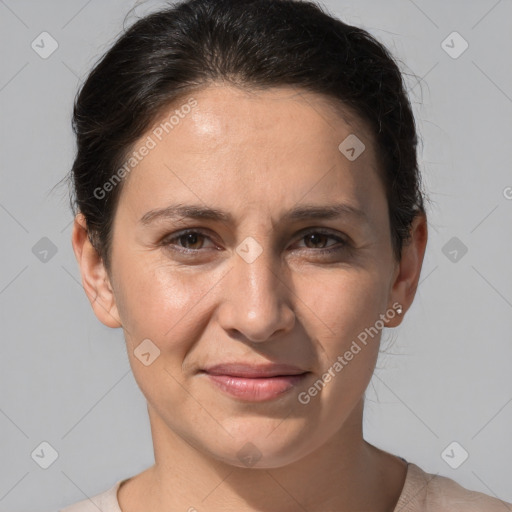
[203,363,307,378]
[201,363,309,402]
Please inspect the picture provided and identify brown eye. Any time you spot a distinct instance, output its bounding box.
[161,229,216,253]
[303,232,331,249]
[176,232,205,250]
[296,230,348,253]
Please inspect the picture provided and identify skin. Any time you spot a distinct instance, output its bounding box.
[72,84,428,512]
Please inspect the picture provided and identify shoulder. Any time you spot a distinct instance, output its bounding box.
[59,479,126,512]
[395,462,512,512]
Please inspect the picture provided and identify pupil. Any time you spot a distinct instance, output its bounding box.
[184,233,200,248]
[308,233,325,248]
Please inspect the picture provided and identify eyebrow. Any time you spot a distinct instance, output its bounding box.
[139,202,370,226]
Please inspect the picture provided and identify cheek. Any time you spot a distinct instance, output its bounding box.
[114,242,390,365]
[114,256,222,349]
[294,266,389,354]
[297,270,386,418]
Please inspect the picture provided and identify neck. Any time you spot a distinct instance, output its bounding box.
[118,399,407,512]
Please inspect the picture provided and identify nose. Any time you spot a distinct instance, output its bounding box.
[216,244,296,343]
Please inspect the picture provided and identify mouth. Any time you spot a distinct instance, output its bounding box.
[200,363,310,402]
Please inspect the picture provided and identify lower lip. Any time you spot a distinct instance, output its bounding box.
[204,373,309,402]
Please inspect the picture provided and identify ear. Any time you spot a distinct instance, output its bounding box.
[386,213,428,327]
[71,213,122,328]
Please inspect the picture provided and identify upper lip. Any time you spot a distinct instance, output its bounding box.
[202,363,308,378]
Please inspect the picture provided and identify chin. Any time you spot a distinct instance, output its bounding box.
[203,417,318,469]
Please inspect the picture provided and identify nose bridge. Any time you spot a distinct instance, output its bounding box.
[236,236,278,302]
[219,234,294,342]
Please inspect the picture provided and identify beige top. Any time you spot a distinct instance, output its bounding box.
[60,461,512,511]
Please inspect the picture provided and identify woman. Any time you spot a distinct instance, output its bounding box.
[61,0,512,510]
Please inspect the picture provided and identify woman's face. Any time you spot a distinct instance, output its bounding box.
[82,84,422,468]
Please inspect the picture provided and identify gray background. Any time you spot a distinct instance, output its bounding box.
[0,0,511,510]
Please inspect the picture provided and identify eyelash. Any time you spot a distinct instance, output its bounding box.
[160,228,349,256]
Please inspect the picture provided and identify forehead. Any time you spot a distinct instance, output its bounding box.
[117,84,385,226]
[153,83,373,159]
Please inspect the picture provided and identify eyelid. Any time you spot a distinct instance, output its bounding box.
[293,226,348,243]
[160,226,349,253]
[160,228,218,251]
[291,229,349,253]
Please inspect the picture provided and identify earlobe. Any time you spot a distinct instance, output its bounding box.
[71,213,122,328]
[387,213,428,327]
